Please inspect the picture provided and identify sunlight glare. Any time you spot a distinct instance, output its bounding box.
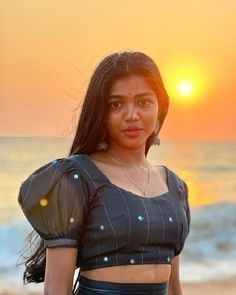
[163,57,209,106]
[178,81,193,96]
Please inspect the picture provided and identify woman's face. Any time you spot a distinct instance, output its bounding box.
[105,74,159,151]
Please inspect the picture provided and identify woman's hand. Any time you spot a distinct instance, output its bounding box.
[44,247,78,295]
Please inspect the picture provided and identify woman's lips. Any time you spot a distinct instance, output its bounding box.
[123,129,142,137]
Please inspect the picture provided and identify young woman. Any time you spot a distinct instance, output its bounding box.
[18,51,191,295]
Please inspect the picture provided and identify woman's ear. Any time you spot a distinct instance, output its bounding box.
[154,119,160,133]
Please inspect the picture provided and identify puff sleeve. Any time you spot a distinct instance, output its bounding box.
[174,179,191,256]
[18,157,89,248]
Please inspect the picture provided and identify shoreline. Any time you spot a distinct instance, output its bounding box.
[1,277,236,295]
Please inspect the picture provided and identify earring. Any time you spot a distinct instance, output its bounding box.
[97,141,108,151]
[97,130,108,151]
[153,136,160,146]
[152,128,160,146]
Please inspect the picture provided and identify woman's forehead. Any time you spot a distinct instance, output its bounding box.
[109,74,155,96]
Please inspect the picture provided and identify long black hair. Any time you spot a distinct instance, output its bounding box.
[19,50,170,291]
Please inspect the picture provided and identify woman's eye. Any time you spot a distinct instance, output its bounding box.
[110,101,122,108]
[139,99,150,106]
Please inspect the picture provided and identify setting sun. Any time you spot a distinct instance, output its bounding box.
[164,57,209,106]
[177,81,193,97]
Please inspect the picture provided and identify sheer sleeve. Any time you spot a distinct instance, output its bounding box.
[174,179,191,256]
[18,157,89,248]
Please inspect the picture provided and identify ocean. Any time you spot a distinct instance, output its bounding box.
[0,137,236,293]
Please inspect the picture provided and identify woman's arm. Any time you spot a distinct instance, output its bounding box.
[44,247,78,295]
[168,255,183,295]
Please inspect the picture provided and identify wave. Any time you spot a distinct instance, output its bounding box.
[0,202,236,289]
[185,201,236,259]
[181,201,236,282]
[0,222,44,292]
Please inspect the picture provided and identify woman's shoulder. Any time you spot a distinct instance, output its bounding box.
[22,154,88,180]
[152,164,187,190]
[20,155,81,186]
[18,155,88,212]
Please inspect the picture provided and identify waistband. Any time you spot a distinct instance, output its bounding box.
[78,275,168,294]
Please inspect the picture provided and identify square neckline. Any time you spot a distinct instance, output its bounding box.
[83,154,171,200]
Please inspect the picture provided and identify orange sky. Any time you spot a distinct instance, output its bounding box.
[1,0,235,141]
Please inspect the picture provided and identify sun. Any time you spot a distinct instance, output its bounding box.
[162,57,209,106]
[178,81,193,96]
[177,81,193,97]
[172,77,198,104]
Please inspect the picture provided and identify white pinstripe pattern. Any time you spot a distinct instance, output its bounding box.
[22,177,33,203]
[79,176,87,211]
[63,174,68,235]
[70,172,87,229]
[76,162,121,267]
[39,201,51,234]
[116,189,132,245]
[162,168,181,243]
[52,219,60,238]
[156,201,165,263]
[138,197,150,263]
[166,194,181,241]
[22,160,59,203]
[71,155,186,268]
[49,161,59,190]
[115,186,151,264]
[164,178,184,240]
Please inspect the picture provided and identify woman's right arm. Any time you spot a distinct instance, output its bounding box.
[44,247,78,295]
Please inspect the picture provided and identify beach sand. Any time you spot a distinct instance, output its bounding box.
[1,277,235,294]
[182,277,236,295]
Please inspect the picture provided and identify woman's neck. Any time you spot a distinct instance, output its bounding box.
[103,146,148,169]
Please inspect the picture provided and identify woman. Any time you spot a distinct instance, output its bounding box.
[18,50,191,295]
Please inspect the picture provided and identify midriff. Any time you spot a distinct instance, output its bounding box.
[80,264,171,283]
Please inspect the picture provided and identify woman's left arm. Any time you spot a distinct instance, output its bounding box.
[168,255,183,295]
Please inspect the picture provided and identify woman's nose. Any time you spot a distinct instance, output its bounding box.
[124,102,139,121]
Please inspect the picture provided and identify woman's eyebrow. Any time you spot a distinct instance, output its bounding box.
[108,92,154,99]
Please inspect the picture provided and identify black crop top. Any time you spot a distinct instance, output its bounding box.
[18,154,190,271]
